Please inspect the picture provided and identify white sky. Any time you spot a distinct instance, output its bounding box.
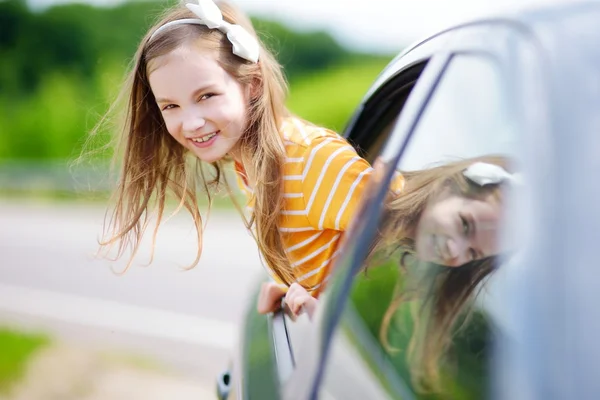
[29,0,568,53]
[235,0,567,53]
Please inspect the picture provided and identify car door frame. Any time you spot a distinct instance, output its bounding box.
[305,19,550,400]
[270,36,452,400]
[256,35,452,400]
[270,304,295,382]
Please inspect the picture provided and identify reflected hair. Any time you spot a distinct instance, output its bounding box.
[381,254,497,392]
[368,155,512,392]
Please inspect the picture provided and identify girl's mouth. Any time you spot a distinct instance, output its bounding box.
[190,131,219,147]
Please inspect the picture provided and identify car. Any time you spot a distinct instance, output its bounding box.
[218,2,600,399]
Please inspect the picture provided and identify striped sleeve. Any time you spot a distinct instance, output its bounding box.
[300,136,373,231]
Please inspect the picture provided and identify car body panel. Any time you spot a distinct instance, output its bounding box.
[227,3,600,399]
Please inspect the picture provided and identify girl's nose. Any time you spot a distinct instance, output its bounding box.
[182,111,206,133]
[444,238,464,267]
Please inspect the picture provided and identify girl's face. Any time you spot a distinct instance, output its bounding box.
[415,189,502,267]
[148,45,249,163]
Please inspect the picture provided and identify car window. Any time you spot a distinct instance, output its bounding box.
[344,62,427,163]
[320,53,523,399]
[398,56,518,171]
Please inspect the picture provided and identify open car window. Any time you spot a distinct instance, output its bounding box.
[320,53,526,399]
[344,62,428,163]
[276,60,431,395]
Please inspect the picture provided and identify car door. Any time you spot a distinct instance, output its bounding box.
[305,21,546,400]
[271,35,447,400]
[225,41,441,400]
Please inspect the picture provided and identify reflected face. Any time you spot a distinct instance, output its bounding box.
[148,45,248,163]
[415,189,502,267]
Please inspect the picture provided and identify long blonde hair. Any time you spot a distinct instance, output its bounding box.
[90,1,294,282]
[373,155,511,392]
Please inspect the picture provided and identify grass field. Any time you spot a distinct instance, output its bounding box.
[287,58,391,132]
[0,328,49,393]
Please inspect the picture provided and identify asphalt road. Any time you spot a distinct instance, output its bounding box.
[0,200,266,387]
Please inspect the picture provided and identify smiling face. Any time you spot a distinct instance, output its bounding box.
[148,45,249,163]
[415,188,502,267]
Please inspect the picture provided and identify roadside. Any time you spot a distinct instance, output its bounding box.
[3,342,216,400]
[0,199,264,400]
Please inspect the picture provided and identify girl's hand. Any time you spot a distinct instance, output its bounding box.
[257,282,287,314]
[285,283,318,319]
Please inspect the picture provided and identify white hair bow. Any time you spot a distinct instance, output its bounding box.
[463,162,523,186]
[150,0,260,63]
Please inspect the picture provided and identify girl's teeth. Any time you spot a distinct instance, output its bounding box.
[193,133,217,143]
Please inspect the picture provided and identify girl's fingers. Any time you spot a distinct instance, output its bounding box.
[291,294,309,315]
[257,282,286,314]
[287,283,303,298]
[256,282,317,317]
[303,296,318,318]
[285,283,311,315]
[285,283,318,318]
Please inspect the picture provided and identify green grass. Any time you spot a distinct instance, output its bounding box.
[0,328,50,393]
[0,57,391,163]
[99,352,167,373]
[0,188,112,203]
[0,58,393,207]
[287,57,392,132]
[349,260,490,399]
[0,188,239,210]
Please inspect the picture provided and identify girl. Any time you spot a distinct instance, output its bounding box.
[93,0,403,310]
[378,156,520,393]
[282,155,519,391]
[282,156,517,318]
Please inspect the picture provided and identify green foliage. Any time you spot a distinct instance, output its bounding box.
[287,57,392,132]
[0,0,160,95]
[0,0,399,162]
[1,72,88,159]
[252,18,349,80]
[0,328,49,393]
[351,261,400,337]
[350,263,491,399]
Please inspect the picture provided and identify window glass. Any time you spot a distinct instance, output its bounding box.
[346,63,426,162]
[399,55,518,171]
[322,54,523,399]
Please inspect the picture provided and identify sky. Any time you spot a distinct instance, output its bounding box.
[235,0,567,52]
[28,0,568,53]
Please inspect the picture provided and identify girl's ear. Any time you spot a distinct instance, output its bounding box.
[248,76,262,101]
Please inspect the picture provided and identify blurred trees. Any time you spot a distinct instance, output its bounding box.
[0,0,150,96]
[0,0,396,161]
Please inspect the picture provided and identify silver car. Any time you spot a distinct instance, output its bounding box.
[219,2,600,399]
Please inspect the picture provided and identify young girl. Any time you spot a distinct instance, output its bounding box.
[282,156,518,318]
[379,156,520,392]
[94,0,403,310]
[283,156,519,391]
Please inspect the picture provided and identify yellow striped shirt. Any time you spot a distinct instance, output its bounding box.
[235,117,403,296]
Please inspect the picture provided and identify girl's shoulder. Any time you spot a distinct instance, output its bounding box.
[280,117,347,157]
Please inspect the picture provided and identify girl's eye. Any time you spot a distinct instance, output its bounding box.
[161,104,177,111]
[460,214,470,235]
[200,93,216,101]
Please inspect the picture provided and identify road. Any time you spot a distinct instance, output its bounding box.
[0,200,266,389]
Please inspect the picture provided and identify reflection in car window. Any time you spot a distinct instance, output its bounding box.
[399,55,518,172]
[322,55,522,399]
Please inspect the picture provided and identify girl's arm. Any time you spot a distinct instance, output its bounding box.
[301,137,404,232]
[256,281,318,319]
